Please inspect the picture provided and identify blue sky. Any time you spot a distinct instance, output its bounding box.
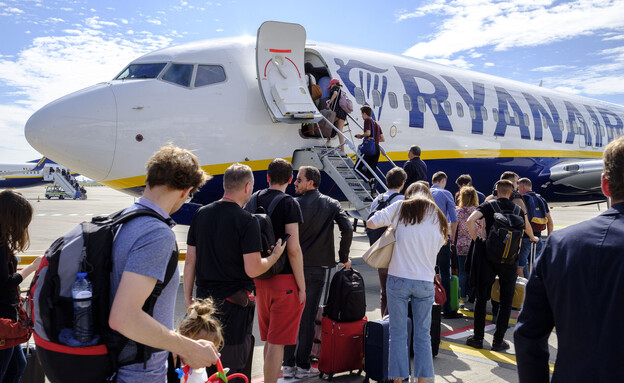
[1,0,623,162]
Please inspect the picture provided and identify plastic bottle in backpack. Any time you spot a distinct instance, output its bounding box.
[72,272,93,343]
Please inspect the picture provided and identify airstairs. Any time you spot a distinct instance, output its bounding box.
[292,115,397,219]
[52,172,76,197]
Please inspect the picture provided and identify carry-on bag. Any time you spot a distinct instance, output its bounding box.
[431,304,442,357]
[450,275,459,312]
[21,342,45,383]
[363,316,412,383]
[491,276,528,310]
[324,268,366,323]
[318,317,366,380]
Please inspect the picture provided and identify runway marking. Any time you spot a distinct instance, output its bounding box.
[460,309,518,325]
[442,324,496,340]
[441,340,555,373]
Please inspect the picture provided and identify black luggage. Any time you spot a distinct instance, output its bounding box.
[21,343,45,383]
[324,267,366,322]
[408,303,442,357]
[431,304,441,357]
[363,317,412,383]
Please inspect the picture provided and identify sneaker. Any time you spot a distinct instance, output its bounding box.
[282,366,296,379]
[463,301,475,311]
[465,335,483,349]
[443,311,465,319]
[491,339,510,352]
[295,367,320,379]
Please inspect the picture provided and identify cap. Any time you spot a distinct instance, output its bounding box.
[327,78,339,89]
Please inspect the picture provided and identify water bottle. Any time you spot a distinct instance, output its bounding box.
[72,272,93,344]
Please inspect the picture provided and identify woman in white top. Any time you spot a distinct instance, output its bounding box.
[366,182,448,383]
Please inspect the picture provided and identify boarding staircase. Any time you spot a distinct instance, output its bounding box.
[292,115,397,219]
[52,172,76,197]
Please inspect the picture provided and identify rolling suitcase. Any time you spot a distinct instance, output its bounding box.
[431,304,442,357]
[318,317,366,380]
[363,316,412,383]
[450,275,459,312]
[21,342,45,383]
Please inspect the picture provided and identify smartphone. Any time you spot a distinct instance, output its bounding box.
[281,234,291,243]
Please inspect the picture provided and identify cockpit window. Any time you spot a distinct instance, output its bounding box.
[115,63,167,80]
[195,65,226,87]
[162,64,193,87]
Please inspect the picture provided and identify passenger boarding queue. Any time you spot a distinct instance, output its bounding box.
[2,137,624,382]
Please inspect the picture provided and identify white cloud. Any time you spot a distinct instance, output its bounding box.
[484,62,494,67]
[216,28,223,32]
[603,35,624,41]
[531,65,576,72]
[429,57,472,69]
[0,18,172,162]
[401,0,624,59]
[4,7,24,14]
[146,18,162,25]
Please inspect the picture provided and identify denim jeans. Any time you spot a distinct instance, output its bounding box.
[457,254,470,299]
[283,267,327,369]
[517,237,543,277]
[386,275,435,379]
[0,345,26,383]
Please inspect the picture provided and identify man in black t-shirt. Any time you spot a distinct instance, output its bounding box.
[401,145,427,194]
[185,163,285,376]
[465,180,538,352]
[253,158,305,383]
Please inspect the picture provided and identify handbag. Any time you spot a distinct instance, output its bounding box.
[434,275,447,306]
[362,203,401,268]
[0,287,32,350]
[358,120,377,156]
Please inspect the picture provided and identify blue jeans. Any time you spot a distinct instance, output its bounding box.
[386,275,435,379]
[0,345,26,383]
[457,254,470,299]
[517,237,543,277]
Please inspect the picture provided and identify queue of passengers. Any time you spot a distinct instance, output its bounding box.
[2,137,624,383]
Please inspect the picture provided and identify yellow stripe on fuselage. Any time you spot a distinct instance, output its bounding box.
[100,149,602,190]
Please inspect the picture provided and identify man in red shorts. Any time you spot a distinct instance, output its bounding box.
[253,158,306,383]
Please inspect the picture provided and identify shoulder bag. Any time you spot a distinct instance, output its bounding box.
[358,120,377,156]
[362,202,401,268]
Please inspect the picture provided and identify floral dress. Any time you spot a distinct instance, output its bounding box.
[455,206,484,256]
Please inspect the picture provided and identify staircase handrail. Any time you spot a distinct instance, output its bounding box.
[318,115,388,195]
[346,114,398,168]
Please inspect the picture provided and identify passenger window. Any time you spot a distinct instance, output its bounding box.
[372,89,382,107]
[456,102,464,118]
[481,106,488,121]
[542,116,549,129]
[354,87,365,105]
[162,64,193,87]
[524,113,529,126]
[493,108,498,122]
[388,92,398,109]
[431,98,439,115]
[417,96,426,113]
[469,104,476,120]
[403,94,413,111]
[504,110,510,124]
[443,100,452,116]
[115,63,167,80]
[195,65,226,87]
[558,119,564,131]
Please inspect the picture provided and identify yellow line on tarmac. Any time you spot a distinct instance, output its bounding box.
[460,309,518,325]
[440,340,554,373]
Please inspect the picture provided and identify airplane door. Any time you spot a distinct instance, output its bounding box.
[256,21,321,123]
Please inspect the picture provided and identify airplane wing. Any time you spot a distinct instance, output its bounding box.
[548,159,603,194]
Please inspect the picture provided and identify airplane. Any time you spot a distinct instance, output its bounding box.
[24,21,624,224]
[0,157,61,189]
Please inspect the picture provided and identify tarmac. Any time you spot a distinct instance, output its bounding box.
[13,184,609,382]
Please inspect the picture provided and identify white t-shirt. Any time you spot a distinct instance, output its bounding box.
[370,200,445,282]
[306,73,316,87]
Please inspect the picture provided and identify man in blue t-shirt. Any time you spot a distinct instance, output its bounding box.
[430,171,461,319]
[109,145,219,383]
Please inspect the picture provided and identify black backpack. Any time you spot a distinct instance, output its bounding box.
[244,191,288,279]
[365,192,401,245]
[324,268,366,322]
[485,201,525,265]
[29,209,178,383]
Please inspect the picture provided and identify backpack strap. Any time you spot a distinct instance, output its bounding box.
[490,200,502,213]
[244,191,261,213]
[386,192,400,206]
[266,193,289,217]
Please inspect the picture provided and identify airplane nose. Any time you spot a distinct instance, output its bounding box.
[25,83,116,181]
